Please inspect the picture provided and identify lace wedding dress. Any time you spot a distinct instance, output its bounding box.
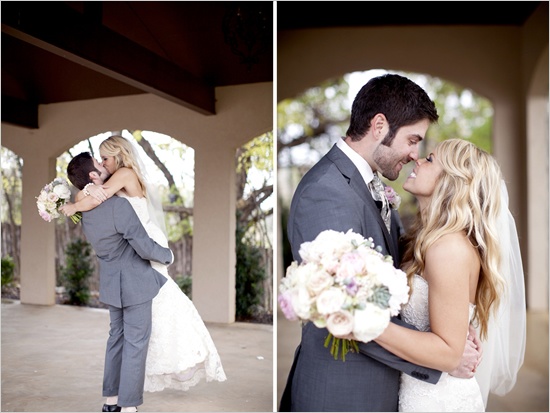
[398,275,484,412]
[121,195,227,392]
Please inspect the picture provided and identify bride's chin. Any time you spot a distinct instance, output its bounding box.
[402,183,415,196]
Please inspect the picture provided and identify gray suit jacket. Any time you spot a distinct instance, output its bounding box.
[281,144,441,412]
[81,196,172,308]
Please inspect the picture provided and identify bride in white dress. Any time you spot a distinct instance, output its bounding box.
[373,139,526,412]
[62,135,227,394]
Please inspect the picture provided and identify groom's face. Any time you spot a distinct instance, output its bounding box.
[91,158,110,184]
[373,118,430,181]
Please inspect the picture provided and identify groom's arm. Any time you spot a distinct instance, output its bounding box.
[113,197,173,265]
[357,316,442,384]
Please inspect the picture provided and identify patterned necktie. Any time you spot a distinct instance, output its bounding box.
[369,172,391,233]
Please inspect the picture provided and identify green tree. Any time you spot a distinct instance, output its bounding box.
[1,148,23,277]
[235,132,274,320]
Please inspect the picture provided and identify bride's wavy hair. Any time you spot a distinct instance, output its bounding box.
[100,135,148,197]
[401,138,505,340]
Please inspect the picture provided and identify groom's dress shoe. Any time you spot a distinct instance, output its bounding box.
[102,404,121,412]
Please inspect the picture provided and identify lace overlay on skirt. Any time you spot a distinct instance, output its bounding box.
[121,195,227,392]
[398,275,484,412]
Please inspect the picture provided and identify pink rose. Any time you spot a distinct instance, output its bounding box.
[336,251,365,280]
[326,310,354,337]
[39,210,52,222]
[278,292,298,321]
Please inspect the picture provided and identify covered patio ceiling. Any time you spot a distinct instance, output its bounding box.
[1,1,273,129]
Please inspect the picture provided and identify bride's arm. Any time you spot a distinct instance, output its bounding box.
[60,168,137,215]
[374,234,474,372]
[59,190,101,216]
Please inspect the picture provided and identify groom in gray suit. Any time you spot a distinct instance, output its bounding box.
[280,74,481,411]
[67,152,173,413]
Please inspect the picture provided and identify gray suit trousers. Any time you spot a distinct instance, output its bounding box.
[103,300,153,407]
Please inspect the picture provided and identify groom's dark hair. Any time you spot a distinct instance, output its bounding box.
[67,152,100,190]
[346,73,439,144]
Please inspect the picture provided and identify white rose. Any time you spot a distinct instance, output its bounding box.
[361,250,388,276]
[316,287,346,315]
[326,310,354,337]
[53,183,71,199]
[352,302,391,343]
[45,200,57,211]
[290,287,313,320]
[376,266,410,315]
[47,192,59,203]
[299,229,355,265]
[281,261,301,291]
[305,269,333,296]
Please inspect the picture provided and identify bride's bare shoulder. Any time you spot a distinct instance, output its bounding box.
[112,167,138,179]
[427,232,477,263]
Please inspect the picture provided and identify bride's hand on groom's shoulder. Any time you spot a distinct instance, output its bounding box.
[87,184,109,202]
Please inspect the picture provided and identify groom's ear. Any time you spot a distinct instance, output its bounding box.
[372,113,389,141]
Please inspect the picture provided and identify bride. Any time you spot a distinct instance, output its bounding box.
[373,139,526,412]
[61,135,227,400]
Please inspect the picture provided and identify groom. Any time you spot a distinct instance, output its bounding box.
[67,152,173,413]
[280,74,481,411]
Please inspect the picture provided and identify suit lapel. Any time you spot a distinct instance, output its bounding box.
[327,144,399,261]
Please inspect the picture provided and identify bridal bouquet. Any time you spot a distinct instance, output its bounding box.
[278,229,410,361]
[36,178,82,224]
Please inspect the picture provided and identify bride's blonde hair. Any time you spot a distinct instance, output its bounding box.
[100,135,147,197]
[400,139,505,340]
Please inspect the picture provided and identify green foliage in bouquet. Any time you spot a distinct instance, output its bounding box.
[60,238,93,306]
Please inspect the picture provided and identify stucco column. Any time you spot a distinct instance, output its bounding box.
[527,94,549,311]
[192,144,236,323]
[19,148,58,305]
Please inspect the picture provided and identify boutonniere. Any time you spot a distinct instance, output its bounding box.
[384,186,401,209]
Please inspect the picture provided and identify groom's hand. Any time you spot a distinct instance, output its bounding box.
[448,324,482,379]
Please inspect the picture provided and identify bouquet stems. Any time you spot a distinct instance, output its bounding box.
[70,212,82,224]
[324,333,359,361]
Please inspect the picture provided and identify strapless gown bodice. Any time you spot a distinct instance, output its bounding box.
[398,275,484,412]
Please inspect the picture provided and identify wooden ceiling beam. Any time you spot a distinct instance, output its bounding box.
[1,96,39,129]
[1,2,215,115]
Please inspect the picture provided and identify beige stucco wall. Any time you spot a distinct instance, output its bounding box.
[2,81,273,323]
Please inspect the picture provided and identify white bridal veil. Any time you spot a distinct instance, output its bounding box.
[474,180,527,407]
[126,136,168,239]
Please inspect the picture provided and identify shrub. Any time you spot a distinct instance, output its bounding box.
[235,221,266,320]
[1,256,15,287]
[60,238,93,306]
[175,275,192,298]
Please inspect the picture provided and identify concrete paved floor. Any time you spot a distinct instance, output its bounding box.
[277,309,549,412]
[1,300,274,412]
[3,299,548,412]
